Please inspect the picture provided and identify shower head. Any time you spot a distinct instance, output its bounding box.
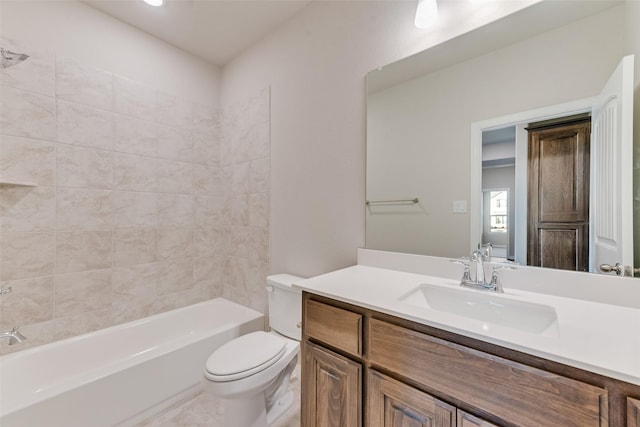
[1,47,29,69]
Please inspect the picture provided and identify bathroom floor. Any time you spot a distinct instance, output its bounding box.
[136,365,301,427]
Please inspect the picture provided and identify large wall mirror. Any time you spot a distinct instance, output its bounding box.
[366,0,639,275]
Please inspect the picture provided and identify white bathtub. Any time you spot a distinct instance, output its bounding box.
[0,298,264,427]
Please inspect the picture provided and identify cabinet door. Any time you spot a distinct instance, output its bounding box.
[458,410,498,427]
[629,397,640,427]
[367,370,454,427]
[302,341,361,427]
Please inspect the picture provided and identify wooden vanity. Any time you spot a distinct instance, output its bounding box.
[301,292,640,427]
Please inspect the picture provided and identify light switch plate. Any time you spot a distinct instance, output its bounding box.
[453,200,467,213]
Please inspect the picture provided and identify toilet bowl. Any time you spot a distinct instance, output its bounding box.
[202,274,303,427]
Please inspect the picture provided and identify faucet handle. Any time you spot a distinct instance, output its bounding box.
[450,259,471,282]
[489,264,516,291]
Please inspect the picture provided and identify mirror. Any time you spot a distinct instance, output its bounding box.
[365,0,637,273]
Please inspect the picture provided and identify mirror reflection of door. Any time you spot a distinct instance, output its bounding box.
[482,128,515,261]
[527,117,591,272]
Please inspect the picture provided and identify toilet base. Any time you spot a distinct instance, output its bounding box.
[266,390,294,425]
[223,394,268,427]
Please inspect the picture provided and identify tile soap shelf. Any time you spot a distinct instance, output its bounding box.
[0,180,38,187]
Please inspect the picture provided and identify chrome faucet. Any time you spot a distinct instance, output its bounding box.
[451,251,515,293]
[0,327,26,345]
[470,249,486,285]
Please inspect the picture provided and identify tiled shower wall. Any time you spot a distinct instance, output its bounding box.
[0,39,271,354]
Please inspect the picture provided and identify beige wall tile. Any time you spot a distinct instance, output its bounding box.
[194,256,223,298]
[248,226,270,265]
[192,103,220,133]
[247,258,269,313]
[194,195,223,226]
[157,194,193,227]
[56,99,114,150]
[229,195,249,226]
[114,191,157,228]
[0,135,55,185]
[0,86,55,140]
[193,129,220,166]
[0,186,55,232]
[0,231,54,281]
[54,309,111,340]
[158,259,194,295]
[114,76,156,120]
[232,162,250,195]
[112,262,158,324]
[56,188,113,230]
[56,144,113,189]
[157,159,193,194]
[56,56,113,110]
[114,115,157,156]
[157,125,193,162]
[54,269,112,317]
[193,164,222,195]
[249,158,270,194]
[248,121,270,160]
[156,91,192,129]
[55,230,112,274]
[157,227,193,260]
[114,228,157,267]
[114,152,157,192]
[194,226,223,258]
[249,193,269,228]
[150,286,202,316]
[228,226,249,259]
[0,276,54,328]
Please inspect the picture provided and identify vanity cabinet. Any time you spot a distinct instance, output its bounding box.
[302,341,362,427]
[368,370,456,427]
[302,292,640,427]
[629,398,640,427]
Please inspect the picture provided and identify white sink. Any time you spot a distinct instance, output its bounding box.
[400,283,558,334]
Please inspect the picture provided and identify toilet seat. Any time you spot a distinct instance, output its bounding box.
[205,331,286,382]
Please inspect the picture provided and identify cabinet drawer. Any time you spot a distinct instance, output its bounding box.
[305,299,362,357]
[368,319,608,427]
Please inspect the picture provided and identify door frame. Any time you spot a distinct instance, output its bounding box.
[470,97,594,264]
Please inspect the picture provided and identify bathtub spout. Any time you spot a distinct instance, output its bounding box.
[0,327,26,345]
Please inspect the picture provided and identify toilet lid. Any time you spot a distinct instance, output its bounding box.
[205,331,286,381]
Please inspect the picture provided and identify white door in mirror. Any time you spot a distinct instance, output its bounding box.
[591,55,634,273]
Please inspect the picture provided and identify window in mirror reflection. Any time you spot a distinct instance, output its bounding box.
[489,191,508,233]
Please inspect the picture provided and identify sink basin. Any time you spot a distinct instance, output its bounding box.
[400,284,558,334]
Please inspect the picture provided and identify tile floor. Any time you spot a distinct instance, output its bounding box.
[136,364,301,427]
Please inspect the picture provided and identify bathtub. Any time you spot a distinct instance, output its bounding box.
[0,298,264,427]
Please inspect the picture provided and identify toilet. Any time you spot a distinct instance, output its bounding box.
[203,274,303,427]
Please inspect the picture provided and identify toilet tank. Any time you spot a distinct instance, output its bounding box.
[267,274,304,341]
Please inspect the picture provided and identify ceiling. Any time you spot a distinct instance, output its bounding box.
[83,0,312,67]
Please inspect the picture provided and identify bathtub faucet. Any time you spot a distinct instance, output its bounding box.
[0,327,26,345]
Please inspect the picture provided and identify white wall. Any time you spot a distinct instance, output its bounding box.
[0,0,220,105]
[220,0,537,277]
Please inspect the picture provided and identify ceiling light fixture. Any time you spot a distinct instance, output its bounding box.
[414,0,439,28]
[143,0,163,7]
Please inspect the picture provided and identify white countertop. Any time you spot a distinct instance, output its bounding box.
[295,264,640,386]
